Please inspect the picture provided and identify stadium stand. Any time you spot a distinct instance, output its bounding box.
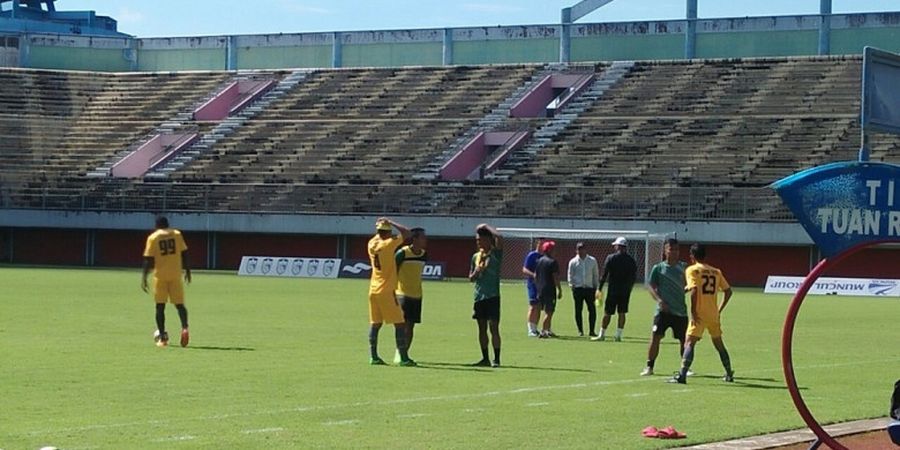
[0,68,231,204]
[3,56,899,220]
[170,65,539,184]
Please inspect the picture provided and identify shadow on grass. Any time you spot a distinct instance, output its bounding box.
[689,374,804,390]
[417,361,593,373]
[553,335,651,344]
[186,345,256,351]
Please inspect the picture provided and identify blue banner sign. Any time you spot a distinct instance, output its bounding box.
[772,161,900,257]
[862,47,900,136]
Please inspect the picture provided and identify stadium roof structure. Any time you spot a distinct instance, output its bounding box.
[0,0,128,37]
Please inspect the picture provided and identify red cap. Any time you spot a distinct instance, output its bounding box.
[540,241,556,253]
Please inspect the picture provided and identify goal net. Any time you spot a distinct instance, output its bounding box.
[497,228,670,285]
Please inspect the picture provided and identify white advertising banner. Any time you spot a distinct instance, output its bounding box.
[238,256,341,279]
[764,275,900,297]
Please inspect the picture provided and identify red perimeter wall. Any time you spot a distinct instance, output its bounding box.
[8,228,900,286]
[13,228,86,265]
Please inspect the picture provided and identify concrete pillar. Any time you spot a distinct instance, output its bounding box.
[126,37,139,71]
[442,28,453,65]
[818,0,832,55]
[226,35,237,70]
[332,32,342,68]
[18,33,30,68]
[685,0,698,59]
[560,7,572,64]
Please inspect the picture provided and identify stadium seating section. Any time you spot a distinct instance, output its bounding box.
[2,56,898,220]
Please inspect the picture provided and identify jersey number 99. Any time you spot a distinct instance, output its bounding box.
[159,238,177,256]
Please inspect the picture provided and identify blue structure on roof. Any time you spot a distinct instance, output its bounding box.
[0,0,128,37]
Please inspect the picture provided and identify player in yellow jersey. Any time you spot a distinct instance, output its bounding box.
[141,216,192,348]
[367,217,414,366]
[670,243,734,384]
[394,227,427,362]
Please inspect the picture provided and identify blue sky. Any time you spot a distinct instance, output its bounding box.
[67,0,900,37]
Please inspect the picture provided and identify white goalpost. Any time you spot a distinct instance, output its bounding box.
[497,228,671,284]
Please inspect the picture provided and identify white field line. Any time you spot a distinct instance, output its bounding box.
[241,427,284,434]
[526,402,550,407]
[16,357,899,439]
[322,419,358,426]
[153,435,195,442]
[397,413,429,419]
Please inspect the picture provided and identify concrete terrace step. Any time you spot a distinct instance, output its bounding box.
[144,69,313,179]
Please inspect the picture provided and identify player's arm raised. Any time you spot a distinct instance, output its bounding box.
[386,218,412,242]
[477,223,502,250]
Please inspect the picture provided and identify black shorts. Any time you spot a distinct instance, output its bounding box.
[538,295,557,313]
[604,294,630,315]
[398,295,422,324]
[652,312,688,339]
[473,296,501,321]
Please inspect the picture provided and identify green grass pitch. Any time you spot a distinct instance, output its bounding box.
[1,266,897,449]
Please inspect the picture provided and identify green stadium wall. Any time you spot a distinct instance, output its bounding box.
[695,30,819,59]
[138,48,225,71]
[14,12,900,71]
[342,42,443,67]
[236,45,331,69]
[452,38,557,65]
[571,34,683,61]
[831,26,900,54]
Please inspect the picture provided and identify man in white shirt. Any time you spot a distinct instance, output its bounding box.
[567,242,600,337]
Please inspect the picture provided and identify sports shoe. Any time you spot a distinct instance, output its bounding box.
[471,359,492,367]
[491,360,500,368]
[369,357,387,365]
[180,328,190,348]
[667,373,686,384]
[591,335,605,341]
[686,369,695,377]
[723,371,735,382]
[527,330,540,337]
[614,335,622,342]
[538,331,549,339]
[154,331,169,347]
[393,350,402,364]
[640,367,654,376]
[545,330,557,338]
[398,358,417,367]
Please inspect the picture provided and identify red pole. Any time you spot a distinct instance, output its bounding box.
[782,241,890,450]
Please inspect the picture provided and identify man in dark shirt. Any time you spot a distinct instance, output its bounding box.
[592,237,637,342]
[534,241,562,338]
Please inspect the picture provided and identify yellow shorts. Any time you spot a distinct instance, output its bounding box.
[153,278,185,304]
[687,317,722,339]
[368,291,404,324]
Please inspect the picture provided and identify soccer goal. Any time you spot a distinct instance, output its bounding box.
[497,228,671,284]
